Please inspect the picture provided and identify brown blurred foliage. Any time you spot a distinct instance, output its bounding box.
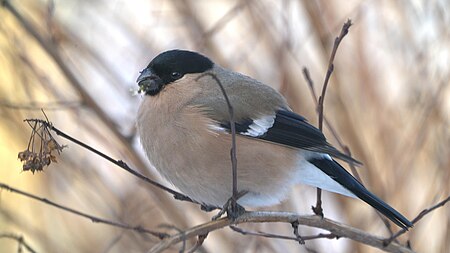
[0,0,449,252]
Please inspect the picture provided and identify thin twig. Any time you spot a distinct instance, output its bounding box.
[0,100,81,110]
[157,224,186,252]
[196,73,239,217]
[291,220,305,244]
[212,190,248,220]
[304,60,393,233]
[303,67,361,180]
[304,62,395,234]
[0,233,37,253]
[311,19,353,216]
[101,233,124,253]
[317,19,352,131]
[23,119,196,205]
[302,67,318,104]
[186,234,208,253]
[203,1,246,38]
[384,195,450,245]
[0,182,168,239]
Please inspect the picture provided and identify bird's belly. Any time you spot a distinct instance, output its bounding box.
[142,126,299,207]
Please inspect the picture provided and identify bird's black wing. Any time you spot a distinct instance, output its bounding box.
[219,109,414,229]
[220,109,361,164]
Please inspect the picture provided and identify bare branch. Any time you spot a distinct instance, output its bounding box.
[196,73,240,218]
[0,100,81,110]
[0,182,168,239]
[229,225,337,242]
[149,212,414,253]
[291,220,305,244]
[186,234,208,253]
[23,119,197,206]
[304,63,394,234]
[0,233,37,253]
[317,19,352,131]
[203,1,246,38]
[385,195,450,245]
[311,19,353,217]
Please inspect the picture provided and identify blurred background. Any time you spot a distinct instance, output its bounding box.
[1,0,449,252]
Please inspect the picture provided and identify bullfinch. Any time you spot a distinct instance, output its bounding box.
[136,49,412,229]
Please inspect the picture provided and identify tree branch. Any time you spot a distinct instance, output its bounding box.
[312,19,353,217]
[23,119,198,206]
[229,225,337,242]
[196,73,240,218]
[317,19,352,131]
[384,195,450,244]
[149,211,414,253]
[0,232,37,253]
[0,182,168,239]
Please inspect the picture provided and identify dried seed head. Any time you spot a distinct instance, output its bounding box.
[19,119,65,173]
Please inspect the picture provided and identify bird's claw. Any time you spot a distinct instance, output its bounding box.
[212,197,246,221]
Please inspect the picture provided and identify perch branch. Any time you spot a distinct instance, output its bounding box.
[149,211,414,253]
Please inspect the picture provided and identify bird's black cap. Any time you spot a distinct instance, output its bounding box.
[137,50,214,95]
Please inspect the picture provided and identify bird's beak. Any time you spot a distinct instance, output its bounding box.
[136,68,164,96]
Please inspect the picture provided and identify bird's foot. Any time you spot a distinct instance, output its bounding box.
[226,200,246,220]
[311,204,324,217]
[212,191,247,221]
[311,193,324,218]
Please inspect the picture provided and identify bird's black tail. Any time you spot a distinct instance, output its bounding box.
[309,157,413,229]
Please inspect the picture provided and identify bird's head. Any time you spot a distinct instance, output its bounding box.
[137,50,213,96]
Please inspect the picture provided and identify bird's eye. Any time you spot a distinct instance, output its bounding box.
[171,72,182,80]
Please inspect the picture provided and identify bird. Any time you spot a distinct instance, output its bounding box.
[136,49,413,229]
